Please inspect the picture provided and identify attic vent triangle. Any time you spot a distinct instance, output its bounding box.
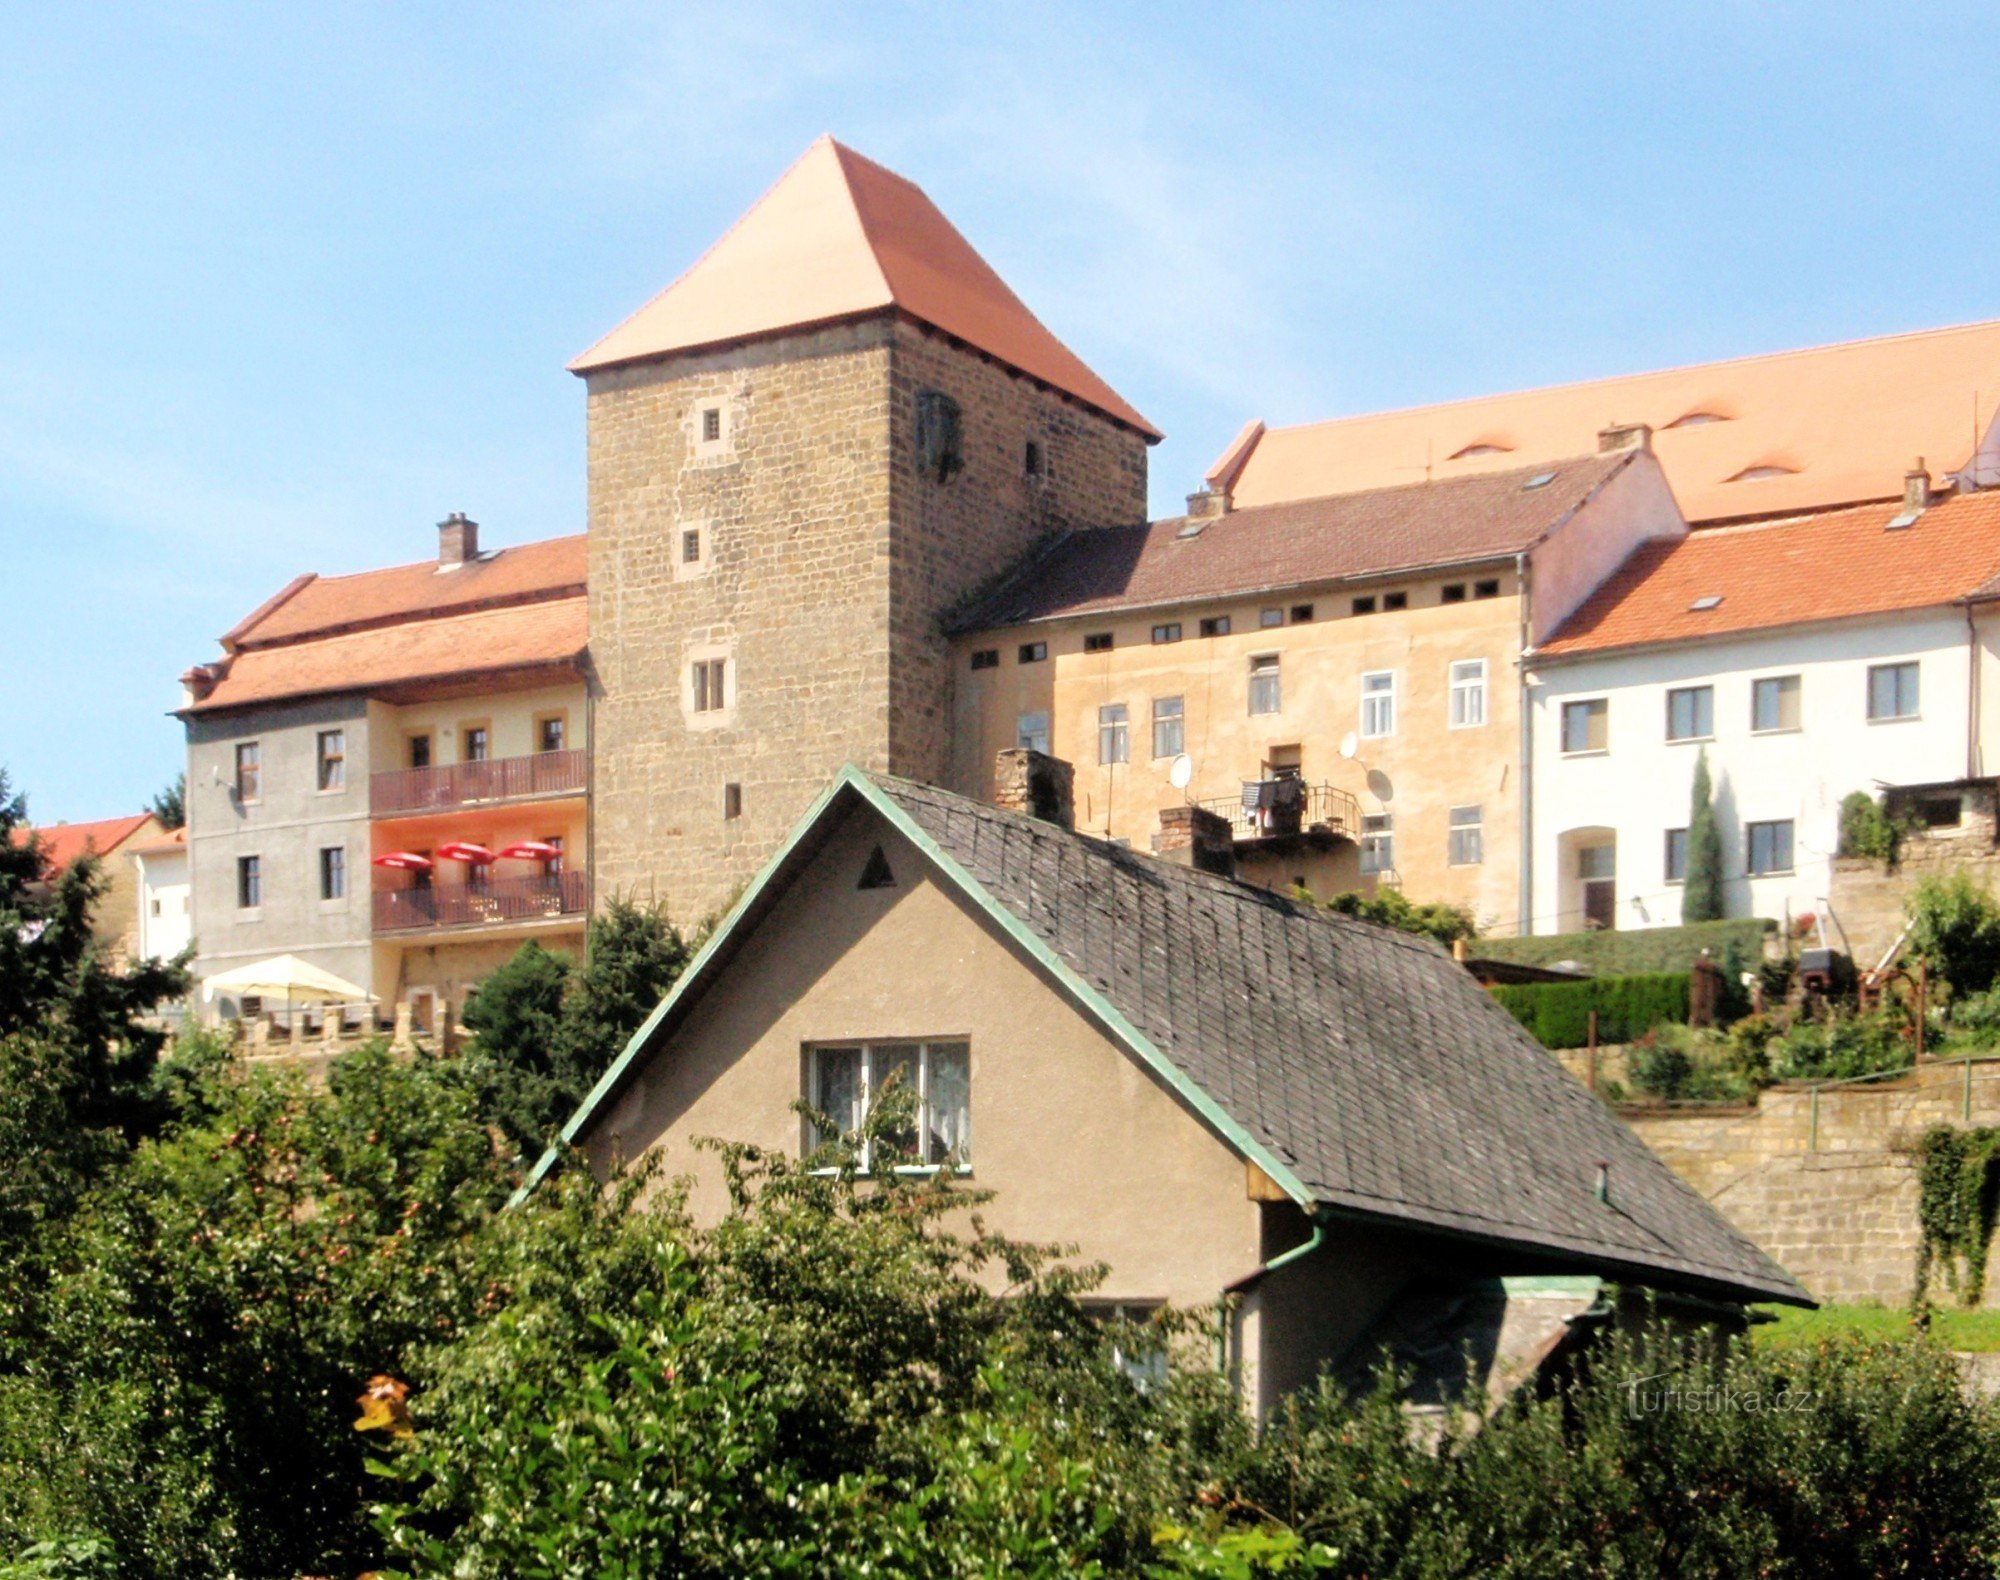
[857,845,896,891]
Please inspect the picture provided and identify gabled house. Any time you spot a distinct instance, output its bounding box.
[534,758,1805,1411]
[12,811,168,960]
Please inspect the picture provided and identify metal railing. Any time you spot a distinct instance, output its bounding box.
[371,748,589,816]
[1199,780,1361,842]
[372,870,590,932]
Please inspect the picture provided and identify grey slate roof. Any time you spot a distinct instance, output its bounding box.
[871,774,1807,1306]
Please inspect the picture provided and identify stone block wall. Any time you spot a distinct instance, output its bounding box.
[1828,784,2000,968]
[587,315,1150,924]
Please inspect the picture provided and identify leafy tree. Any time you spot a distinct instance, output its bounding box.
[146,774,185,833]
[1681,749,1726,923]
[461,897,697,1155]
[1908,868,2000,997]
[1319,885,1476,947]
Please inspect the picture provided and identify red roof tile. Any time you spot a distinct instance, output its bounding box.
[1537,489,2000,657]
[229,535,585,650]
[954,452,1635,629]
[570,137,1159,440]
[13,813,156,872]
[187,597,587,712]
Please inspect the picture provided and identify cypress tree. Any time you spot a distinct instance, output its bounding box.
[1682,748,1726,923]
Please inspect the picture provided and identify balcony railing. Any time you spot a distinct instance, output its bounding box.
[371,748,589,816]
[1199,780,1361,843]
[372,870,591,933]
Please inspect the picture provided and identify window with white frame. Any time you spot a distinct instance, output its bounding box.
[808,1040,971,1168]
[1665,685,1714,742]
[1151,696,1184,758]
[1360,813,1394,874]
[1017,710,1050,753]
[1447,805,1483,866]
[1097,703,1129,765]
[1747,819,1795,875]
[1664,827,1689,883]
[1360,671,1396,737]
[1448,659,1487,728]
[1867,662,1919,721]
[1248,654,1281,715]
[692,658,728,714]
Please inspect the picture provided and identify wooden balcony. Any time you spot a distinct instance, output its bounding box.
[372,870,591,934]
[371,748,588,817]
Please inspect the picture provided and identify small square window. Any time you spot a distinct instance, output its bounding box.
[1017,710,1051,753]
[1083,632,1114,653]
[1666,685,1714,742]
[1752,675,1801,733]
[1562,698,1609,754]
[701,406,722,443]
[537,714,566,753]
[1351,595,1377,616]
[1383,591,1408,611]
[1473,578,1500,599]
[682,528,702,564]
[1441,583,1467,603]
[1199,615,1231,637]
[1867,662,1919,721]
[723,782,743,821]
[1289,604,1314,624]
[1018,641,1047,664]
[1151,623,1182,644]
[970,649,999,671]
[463,725,490,762]
[1259,608,1284,628]
[1748,819,1795,876]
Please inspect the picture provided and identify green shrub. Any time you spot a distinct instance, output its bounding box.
[1773,1008,1912,1082]
[1838,789,1902,860]
[1321,887,1476,946]
[1476,917,1771,975]
[1626,1022,1764,1102]
[1490,971,1690,1049]
[1908,869,2000,997]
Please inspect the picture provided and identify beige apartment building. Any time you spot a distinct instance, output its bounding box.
[948,444,1684,929]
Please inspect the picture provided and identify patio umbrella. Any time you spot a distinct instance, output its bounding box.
[436,840,494,864]
[201,954,373,1023]
[496,840,562,861]
[373,851,433,871]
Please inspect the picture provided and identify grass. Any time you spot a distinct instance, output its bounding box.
[1477,917,1774,975]
[1751,1301,2000,1353]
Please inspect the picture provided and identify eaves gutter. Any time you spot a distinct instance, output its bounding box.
[1528,599,1972,669]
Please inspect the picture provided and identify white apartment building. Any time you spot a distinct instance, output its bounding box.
[1526,484,2000,935]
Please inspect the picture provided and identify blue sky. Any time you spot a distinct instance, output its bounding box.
[4,2,1997,819]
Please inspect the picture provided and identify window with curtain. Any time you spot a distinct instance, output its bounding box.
[808,1040,971,1169]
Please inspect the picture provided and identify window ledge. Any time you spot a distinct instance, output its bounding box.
[1867,714,1920,725]
[1750,726,1803,737]
[1665,735,1714,746]
[1561,748,1610,759]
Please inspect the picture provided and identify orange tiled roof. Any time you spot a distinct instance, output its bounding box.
[1536,489,2000,657]
[228,534,585,650]
[14,813,156,872]
[570,136,1160,440]
[129,827,187,857]
[186,597,587,712]
[1217,320,2000,524]
[953,452,1636,630]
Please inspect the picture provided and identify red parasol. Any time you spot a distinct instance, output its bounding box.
[372,851,433,871]
[496,840,563,861]
[436,840,495,865]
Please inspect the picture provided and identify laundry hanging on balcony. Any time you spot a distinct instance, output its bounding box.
[372,851,434,871]
[435,841,496,865]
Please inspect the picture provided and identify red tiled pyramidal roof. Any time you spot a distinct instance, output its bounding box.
[570,136,1159,440]
[1537,488,2000,657]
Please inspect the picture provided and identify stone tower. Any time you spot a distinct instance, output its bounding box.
[578,137,1156,920]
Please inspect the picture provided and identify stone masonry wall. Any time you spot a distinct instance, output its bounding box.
[1827,784,2000,968]
[587,315,1150,923]
[1620,1059,2000,1305]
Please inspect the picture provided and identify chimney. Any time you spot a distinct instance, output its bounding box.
[1153,803,1236,879]
[993,748,1074,831]
[1904,459,1932,514]
[1184,485,1232,519]
[438,512,479,569]
[1597,421,1652,454]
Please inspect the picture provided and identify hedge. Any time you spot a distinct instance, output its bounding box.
[1492,971,1690,1049]
[1477,917,1771,976]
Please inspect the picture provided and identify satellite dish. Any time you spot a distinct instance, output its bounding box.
[1169,753,1194,790]
[1338,732,1359,760]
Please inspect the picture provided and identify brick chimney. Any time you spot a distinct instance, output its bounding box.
[1597,422,1652,454]
[1904,459,1932,514]
[438,512,479,570]
[1184,485,1232,519]
[1154,803,1236,879]
[993,748,1074,831]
